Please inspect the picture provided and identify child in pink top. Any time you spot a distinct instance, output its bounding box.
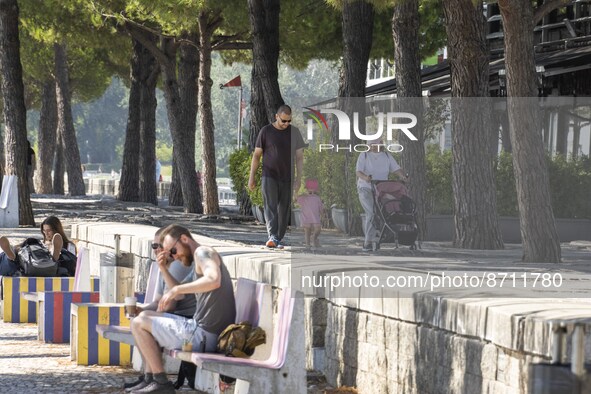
[296,179,324,250]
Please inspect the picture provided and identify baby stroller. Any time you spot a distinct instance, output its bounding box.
[371,180,420,250]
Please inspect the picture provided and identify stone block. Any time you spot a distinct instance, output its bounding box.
[359,296,383,316]
[435,367,453,393]
[398,322,418,358]
[463,337,485,376]
[356,372,388,394]
[342,338,358,369]
[398,297,417,322]
[352,311,365,342]
[481,343,499,381]
[384,319,399,350]
[385,348,399,383]
[366,314,386,345]
[382,290,399,319]
[341,365,357,387]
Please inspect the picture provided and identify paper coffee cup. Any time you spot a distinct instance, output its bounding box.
[125,296,137,318]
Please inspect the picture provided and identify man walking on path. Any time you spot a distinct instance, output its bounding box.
[248,105,306,249]
[127,224,235,393]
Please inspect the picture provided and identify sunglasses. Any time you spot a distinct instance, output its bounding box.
[151,243,163,250]
[167,238,180,258]
[278,117,292,124]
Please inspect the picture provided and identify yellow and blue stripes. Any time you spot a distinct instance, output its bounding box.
[1,276,100,323]
[2,277,75,323]
[72,303,132,366]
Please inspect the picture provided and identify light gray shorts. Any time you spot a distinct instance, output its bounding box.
[151,313,218,352]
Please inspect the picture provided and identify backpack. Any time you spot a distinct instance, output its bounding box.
[58,248,77,277]
[217,321,266,358]
[17,238,58,277]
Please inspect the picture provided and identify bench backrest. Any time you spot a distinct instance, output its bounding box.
[73,247,90,292]
[234,278,274,359]
[235,278,259,325]
[266,287,294,368]
[144,261,161,303]
[0,175,18,228]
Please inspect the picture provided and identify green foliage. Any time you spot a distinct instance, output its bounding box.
[156,142,173,165]
[228,148,250,202]
[301,149,361,215]
[425,144,453,215]
[228,148,263,207]
[425,147,591,219]
[495,152,518,216]
[547,154,591,219]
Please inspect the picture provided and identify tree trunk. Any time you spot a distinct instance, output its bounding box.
[118,37,142,202]
[177,35,202,213]
[198,11,221,215]
[159,37,202,213]
[35,79,58,194]
[248,0,284,148]
[248,76,267,151]
[138,40,159,206]
[53,135,65,195]
[443,0,504,249]
[341,0,374,98]
[54,42,85,196]
[126,26,202,213]
[0,0,34,225]
[392,0,428,241]
[498,0,561,263]
[169,154,183,206]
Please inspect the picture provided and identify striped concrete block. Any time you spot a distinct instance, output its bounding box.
[3,277,74,323]
[70,303,132,366]
[38,291,100,343]
[1,276,99,323]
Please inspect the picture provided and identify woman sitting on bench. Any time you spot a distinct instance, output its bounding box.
[0,215,76,276]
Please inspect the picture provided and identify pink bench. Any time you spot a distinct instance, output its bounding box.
[166,284,306,394]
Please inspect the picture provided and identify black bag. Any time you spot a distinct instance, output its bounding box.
[17,238,58,277]
[173,361,197,389]
[58,248,77,277]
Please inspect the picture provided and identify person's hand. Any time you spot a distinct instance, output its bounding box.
[158,286,178,312]
[156,250,171,270]
[248,177,256,192]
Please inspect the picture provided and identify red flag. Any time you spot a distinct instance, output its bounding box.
[220,75,241,89]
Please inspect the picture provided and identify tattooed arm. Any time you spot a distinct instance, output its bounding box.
[158,246,222,311]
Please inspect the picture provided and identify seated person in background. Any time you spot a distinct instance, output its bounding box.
[0,216,76,276]
[124,227,197,392]
[126,224,236,394]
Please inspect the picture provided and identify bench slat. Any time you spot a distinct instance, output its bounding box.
[96,324,135,346]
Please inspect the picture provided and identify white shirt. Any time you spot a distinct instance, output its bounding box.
[356,151,401,189]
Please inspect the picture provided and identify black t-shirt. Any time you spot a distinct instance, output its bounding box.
[255,123,306,182]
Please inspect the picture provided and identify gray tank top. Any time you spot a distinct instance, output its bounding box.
[191,261,236,335]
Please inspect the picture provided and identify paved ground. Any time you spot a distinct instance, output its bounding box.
[0,320,150,393]
[0,194,589,393]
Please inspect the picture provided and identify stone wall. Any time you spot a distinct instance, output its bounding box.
[323,303,538,393]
